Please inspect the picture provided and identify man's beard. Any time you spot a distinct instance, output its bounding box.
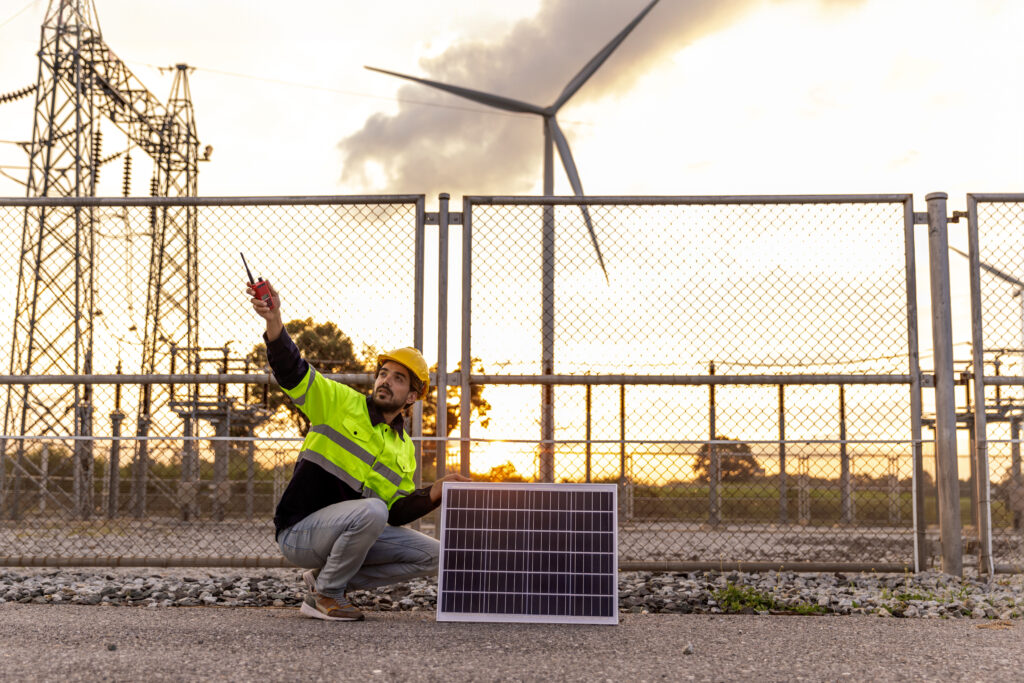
[371,386,406,413]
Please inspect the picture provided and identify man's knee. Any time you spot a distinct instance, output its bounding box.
[354,497,389,533]
[418,536,440,571]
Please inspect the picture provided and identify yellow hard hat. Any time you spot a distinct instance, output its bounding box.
[377,347,430,396]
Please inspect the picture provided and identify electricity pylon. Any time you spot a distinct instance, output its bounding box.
[2,0,201,520]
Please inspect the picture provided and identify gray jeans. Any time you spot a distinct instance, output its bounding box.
[277,497,439,599]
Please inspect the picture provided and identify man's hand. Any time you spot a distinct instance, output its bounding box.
[245,280,283,340]
[429,473,472,504]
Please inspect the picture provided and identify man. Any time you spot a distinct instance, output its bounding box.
[248,280,468,621]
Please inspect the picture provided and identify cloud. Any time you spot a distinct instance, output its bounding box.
[338,0,861,196]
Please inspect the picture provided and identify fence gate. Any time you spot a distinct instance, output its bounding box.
[0,196,425,565]
[964,193,1024,573]
[449,194,928,571]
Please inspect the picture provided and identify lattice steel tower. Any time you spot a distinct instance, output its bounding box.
[2,0,200,519]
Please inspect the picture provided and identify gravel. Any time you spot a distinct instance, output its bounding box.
[0,567,1020,619]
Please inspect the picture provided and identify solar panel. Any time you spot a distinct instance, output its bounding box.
[437,482,618,625]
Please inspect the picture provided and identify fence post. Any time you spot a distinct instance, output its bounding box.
[926,191,963,576]
[708,361,720,526]
[540,195,556,483]
[585,384,592,483]
[108,410,124,518]
[0,435,7,520]
[966,194,994,575]
[273,460,285,510]
[0,436,5,519]
[412,195,426,491]
[1012,418,1022,531]
[888,454,900,525]
[133,384,151,518]
[245,439,255,520]
[74,396,94,520]
[459,199,473,481]
[619,384,631,519]
[436,193,449,480]
[903,195,927,571]
[39,443,49,514]
[967,421,978,530]
[799,448,810,525]
[212,417,229,522]
[181,415,198,521]
[839,385,853,524]
[778,385,787,523]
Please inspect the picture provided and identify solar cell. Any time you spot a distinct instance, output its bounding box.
[437,482,618,624]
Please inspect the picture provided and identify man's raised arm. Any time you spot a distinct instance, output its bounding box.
[246,280,307,390]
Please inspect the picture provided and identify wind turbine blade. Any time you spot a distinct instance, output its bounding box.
[365,66,546,115]
[949,246,1024,289]
[549,118,608,280]
[551,0,661,112]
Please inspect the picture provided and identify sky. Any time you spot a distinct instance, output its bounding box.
[1,0,1022,478]
[0,0,1021,204]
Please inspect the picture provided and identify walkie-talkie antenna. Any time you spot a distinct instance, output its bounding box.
[241,252,256,284]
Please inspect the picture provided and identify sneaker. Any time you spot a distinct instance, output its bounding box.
[301,568,318,593]
[299,590,364,622]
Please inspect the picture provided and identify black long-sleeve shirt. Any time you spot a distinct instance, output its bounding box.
[268,328,437,539]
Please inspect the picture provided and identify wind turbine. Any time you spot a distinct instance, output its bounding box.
[367,0,662,278]
[368,0,661,483]
[949,246,1024,291]
[950,245,1024,375]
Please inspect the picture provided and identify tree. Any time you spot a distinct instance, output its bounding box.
[693,436,764,483]
[248,318,372,435]
[471,461,526,482]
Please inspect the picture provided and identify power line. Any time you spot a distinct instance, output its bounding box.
[0,167,26,186]
[0,0,36,31]
[125,59,594,127]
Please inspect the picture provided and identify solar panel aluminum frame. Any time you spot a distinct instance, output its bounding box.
[436,482,618,625]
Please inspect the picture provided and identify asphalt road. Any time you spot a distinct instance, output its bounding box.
[1,605,1021,682]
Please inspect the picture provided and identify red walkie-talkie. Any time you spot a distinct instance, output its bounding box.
[242,252,274,310]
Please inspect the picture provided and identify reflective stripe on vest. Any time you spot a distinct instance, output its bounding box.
[290,368,316,407]
[308,424,404,488]
[297,450,411,502]
[388,486,415,505]
[298,449,366,493]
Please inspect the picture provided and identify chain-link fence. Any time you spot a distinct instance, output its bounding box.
[2,193,1023,572]
[964,194,1024,571]
[450,195,928,570]
[0,197,424,564]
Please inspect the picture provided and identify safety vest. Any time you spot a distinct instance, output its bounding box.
[282,367,417,506]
